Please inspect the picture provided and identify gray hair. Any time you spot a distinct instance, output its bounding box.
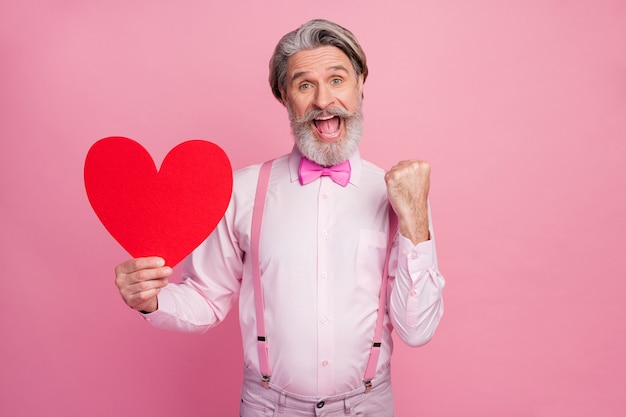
[269,19,368,103]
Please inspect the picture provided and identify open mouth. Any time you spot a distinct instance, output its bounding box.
[312,115,342,141]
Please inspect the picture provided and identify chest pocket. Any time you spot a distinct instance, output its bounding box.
[356,229,388,296]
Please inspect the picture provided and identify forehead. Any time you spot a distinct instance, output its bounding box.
[287,46,353,78]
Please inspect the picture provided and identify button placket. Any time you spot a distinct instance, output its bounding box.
[316,179,334,392]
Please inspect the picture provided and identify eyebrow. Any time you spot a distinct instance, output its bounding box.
[290,65,351,84]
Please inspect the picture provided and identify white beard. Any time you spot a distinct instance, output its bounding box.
[287,103,363,167]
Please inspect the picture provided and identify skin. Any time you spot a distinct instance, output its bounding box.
[114,45,431,314]
[282,46,363,144]
[115,256,170,313]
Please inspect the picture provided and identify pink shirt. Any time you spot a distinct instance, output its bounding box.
[142,147,445,396]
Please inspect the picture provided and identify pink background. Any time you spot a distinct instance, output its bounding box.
[1,1,625,416]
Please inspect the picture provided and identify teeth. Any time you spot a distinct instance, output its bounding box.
[315,115,335,121]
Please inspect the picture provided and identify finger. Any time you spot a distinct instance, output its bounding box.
[121,278,169,308]
[134,288,161,306]
[115,257,165,275]
[126,288,161,311]
[133,265,173,283]
[128,277,169,296]
[115,263,171,292]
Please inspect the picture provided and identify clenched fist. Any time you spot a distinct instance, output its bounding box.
[384,160,431,245]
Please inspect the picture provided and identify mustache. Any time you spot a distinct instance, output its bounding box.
[292,106,358,125]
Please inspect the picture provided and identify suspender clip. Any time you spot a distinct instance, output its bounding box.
[363,379,373,393]
[261,374,271,389]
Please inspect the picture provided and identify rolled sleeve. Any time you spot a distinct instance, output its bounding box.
[400,237,436,281]
[389,234,445,346]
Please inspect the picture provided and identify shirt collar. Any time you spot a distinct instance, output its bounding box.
[288,145,362,187]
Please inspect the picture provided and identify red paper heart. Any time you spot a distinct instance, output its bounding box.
[84,137,233,266]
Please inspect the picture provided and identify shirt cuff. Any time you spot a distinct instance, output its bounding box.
[398,234,436,277]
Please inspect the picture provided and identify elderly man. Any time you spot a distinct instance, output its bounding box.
[115,19,444,416]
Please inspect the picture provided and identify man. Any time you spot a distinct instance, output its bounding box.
[115,19,444,416]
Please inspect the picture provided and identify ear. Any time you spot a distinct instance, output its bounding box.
[357,73,365,99]
[279,87,288,106]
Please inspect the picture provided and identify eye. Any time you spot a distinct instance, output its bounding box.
[331,78,342,85]
[299,83,311,90]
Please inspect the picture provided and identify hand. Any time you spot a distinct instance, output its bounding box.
[114,257,172,313]
[384,160,431,245]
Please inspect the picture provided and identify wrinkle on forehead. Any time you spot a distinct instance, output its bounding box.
[291,65,351,84]
[287,46,354,83]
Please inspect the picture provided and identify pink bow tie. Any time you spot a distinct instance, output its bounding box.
[299,157,351,187]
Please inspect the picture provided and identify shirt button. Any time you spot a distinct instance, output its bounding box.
[321,272,328,278]
[321,360,329,366]
[322,194,328,199]
[321,317,329,325]
[316,401,325,409]
[410,251,418,259]
[410,290,417,297]
[322,230,328,236]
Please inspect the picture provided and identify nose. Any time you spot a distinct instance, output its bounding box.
[313,84,334,109]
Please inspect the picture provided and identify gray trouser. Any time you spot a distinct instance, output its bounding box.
[239,365,394,417]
